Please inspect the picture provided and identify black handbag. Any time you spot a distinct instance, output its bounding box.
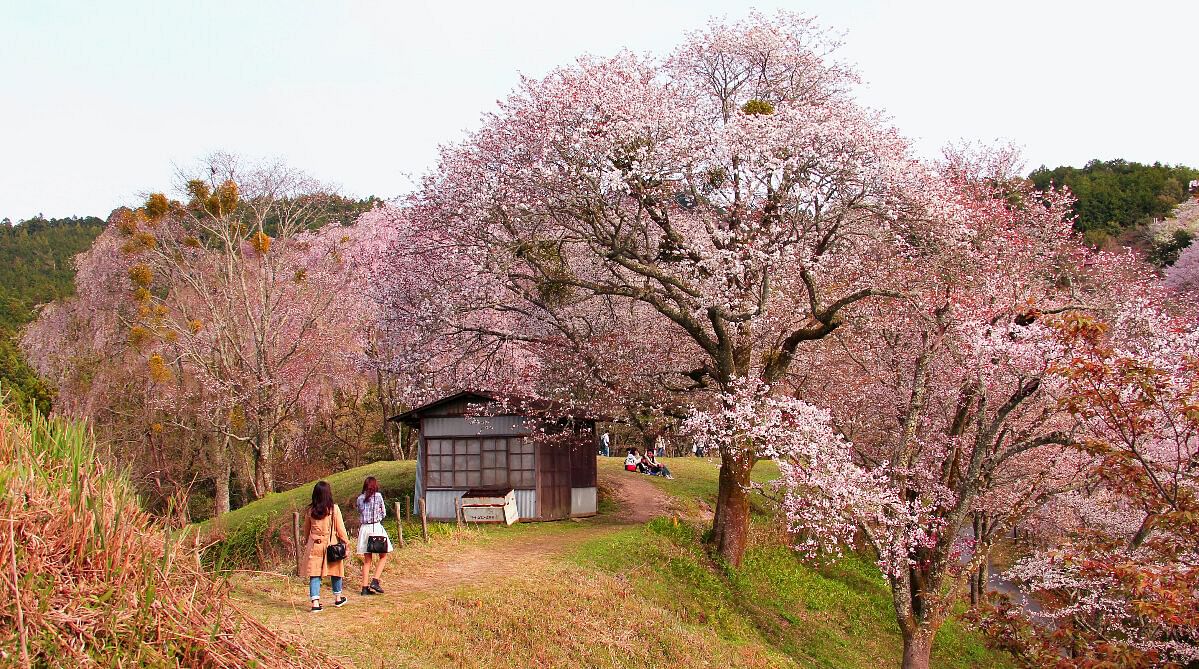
[324,506,347,563]
[366,535,389,554]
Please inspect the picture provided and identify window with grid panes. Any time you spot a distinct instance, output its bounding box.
[481,438,508,486]
[424,438,480,488]
[425,436,534,489]
[508,437,535,488]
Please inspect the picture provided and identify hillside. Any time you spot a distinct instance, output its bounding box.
[0,215,105,414]
[0,403,343,667]
[219,458,1011,669]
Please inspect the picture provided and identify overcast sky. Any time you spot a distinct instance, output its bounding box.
[2,0,1197,221]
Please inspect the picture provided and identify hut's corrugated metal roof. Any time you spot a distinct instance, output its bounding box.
[388,390,501,427]
[388,390,610,427]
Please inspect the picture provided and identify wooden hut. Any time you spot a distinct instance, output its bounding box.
[392,391,599,522]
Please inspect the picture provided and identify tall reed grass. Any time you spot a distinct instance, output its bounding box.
[0,403,345,668]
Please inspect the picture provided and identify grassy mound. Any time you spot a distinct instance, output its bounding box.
[210,461,416,535]
[0,405,346,668]
[574,519,1008,669]
[202,460,416,570]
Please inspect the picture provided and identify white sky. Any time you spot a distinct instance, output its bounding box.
[2,0,1196,221]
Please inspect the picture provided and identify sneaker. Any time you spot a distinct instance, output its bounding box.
[333,596,348,607]
[360,586,374,596]
[370,579,385,594]
[309,604,322,613]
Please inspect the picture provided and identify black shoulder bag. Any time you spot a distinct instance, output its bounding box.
[324,505,347,563]
[365,493,390,554]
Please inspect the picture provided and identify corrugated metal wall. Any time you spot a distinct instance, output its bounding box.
[422,416,528,437]
[571,487,597,516]
[413,439,424,515]
[424,489,465,520]
[515,489,537,520]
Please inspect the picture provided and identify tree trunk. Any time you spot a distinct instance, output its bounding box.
[214,459,231,517]
[386,421,404,460]
[1129,513,1156,550]
[711,448,754,566]
[969,563,986,606]
[376,369,405,460]
[969,514,988,606]
[901,630,934,669]
[252,431,274,499]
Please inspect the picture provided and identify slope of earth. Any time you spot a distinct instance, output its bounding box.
[224,458,1011,669]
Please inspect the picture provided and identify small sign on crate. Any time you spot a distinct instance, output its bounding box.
[460,487,519,525]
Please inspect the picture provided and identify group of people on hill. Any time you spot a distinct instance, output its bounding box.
[599,429,706,459]
[623,447,674,479]
[301,476,395,613]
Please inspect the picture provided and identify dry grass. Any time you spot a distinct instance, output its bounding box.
[0,405,346,668]
[235,561,794,669]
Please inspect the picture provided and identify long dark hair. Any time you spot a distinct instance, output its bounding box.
[361,476,379,499]
[310,481,334,520]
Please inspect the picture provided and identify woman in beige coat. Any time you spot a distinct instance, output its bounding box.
[301,480,350,612]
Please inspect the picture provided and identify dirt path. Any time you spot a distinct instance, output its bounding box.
[385,469,673,595]
[603,468,675,523]
[234,469,676,609]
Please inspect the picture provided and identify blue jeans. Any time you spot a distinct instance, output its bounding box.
[309,576,343,601]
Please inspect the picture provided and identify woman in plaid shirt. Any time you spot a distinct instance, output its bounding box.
[355,476,393,595]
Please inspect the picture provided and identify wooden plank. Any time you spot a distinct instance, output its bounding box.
[419,498,429,542]
[394,501,405,548]
[536,439,571,520]
[292,512,302,576]
[570,434,598,488]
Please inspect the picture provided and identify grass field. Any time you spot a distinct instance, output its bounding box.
[207,460,418,534]
[222,456,1012,669]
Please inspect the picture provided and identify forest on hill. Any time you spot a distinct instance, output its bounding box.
[0,215,106,414]
[1029,158,1199,261]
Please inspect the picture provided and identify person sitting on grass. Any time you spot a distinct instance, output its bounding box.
[643,451,674,479]
[624,447,641,472]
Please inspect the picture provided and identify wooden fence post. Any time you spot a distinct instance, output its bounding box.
[393,501,405,548]
[292,512,302,576]
[419,498,429,542]
[454,496,464,528]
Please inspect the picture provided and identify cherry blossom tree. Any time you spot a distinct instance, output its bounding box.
[122,156,371,499]
[995,308,1199,667]
[682,147,1146,669]
[21,219,219,520]
[399,10,950,566]
[25,156,373,508]
[1165,240,1199,294]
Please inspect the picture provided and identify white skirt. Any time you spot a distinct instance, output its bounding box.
[356,521,394,554]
